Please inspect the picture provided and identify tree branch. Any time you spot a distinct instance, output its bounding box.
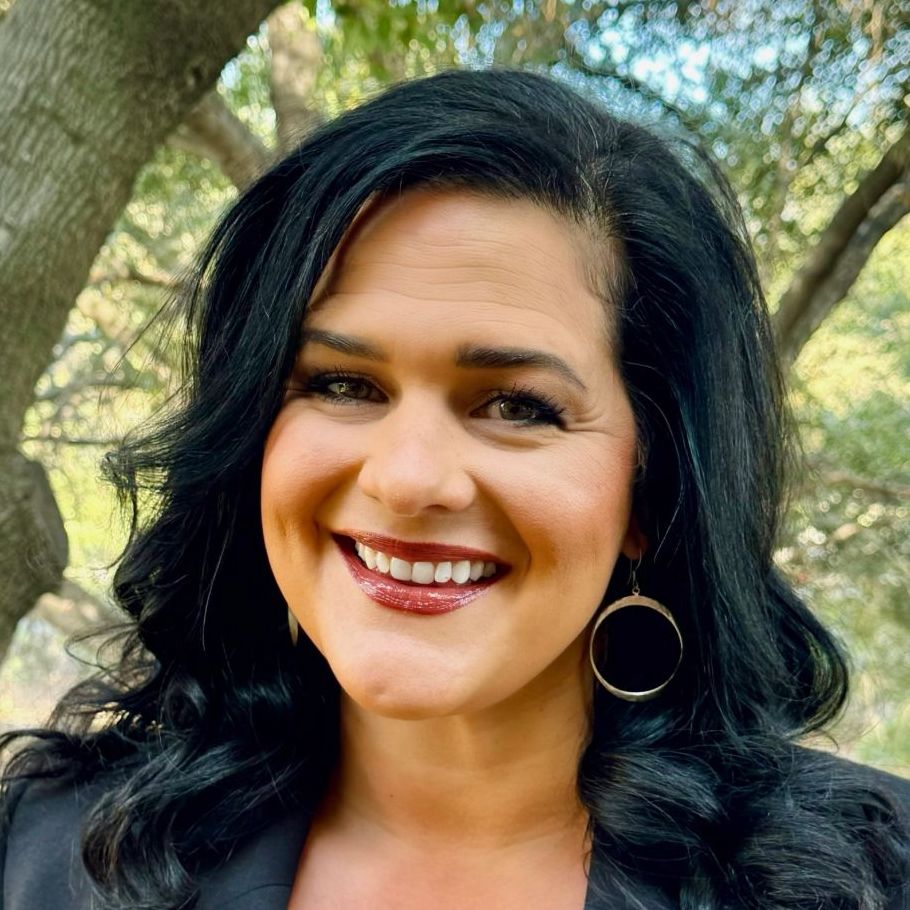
[801,459,910,502]
[34,374,139,403]
[21,434,121,447]
[775,167,910,365]
[88,263,184,292]
[267,3,324,152]
[819,470,910,501]
[169,89,273,189]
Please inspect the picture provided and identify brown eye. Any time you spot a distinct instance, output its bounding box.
[325,379,373,400]
[305,372,385,403]
[481,389,566,427]
[497,398,540,422]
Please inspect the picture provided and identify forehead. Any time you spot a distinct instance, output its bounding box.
[307,189,615,354]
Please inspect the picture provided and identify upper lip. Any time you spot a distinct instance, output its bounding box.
[335,530,508,566]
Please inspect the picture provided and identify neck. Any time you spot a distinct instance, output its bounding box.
[323,652,593,852]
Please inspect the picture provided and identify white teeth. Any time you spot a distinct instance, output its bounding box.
[351,541,500,585]
[411,561,435,584]
[389,557,412,581]
[451,560,471,584]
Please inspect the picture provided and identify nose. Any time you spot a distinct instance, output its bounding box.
[356,393,476,517]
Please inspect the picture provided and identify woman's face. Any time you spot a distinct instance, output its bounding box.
[261,189,641,720]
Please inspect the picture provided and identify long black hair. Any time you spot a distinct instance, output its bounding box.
[2,68,907,909]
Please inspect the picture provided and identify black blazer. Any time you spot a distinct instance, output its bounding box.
[3,758,910,909]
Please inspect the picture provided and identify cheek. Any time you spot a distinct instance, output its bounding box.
[260,407,355,562]
[493,439,635,590]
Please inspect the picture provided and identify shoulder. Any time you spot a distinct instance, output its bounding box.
[1,775,103,909]
[1,771,312,910]
[845,756,910,810]
[793,748,910,910]
[795,746,910,812]
[847,758,910,910]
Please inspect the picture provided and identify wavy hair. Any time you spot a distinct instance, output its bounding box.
[2,68,907,909]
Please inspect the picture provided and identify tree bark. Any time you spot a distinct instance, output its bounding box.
[267,4,325,152]
[774,128,910,365]
[779,175,910,366]
[0,454,67,664]
[0,0,283,661]
[170,90,272,189]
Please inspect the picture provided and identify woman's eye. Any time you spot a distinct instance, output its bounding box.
[299,372,564,428]
[496,398,541,422]
[325,379,373,400]
[484,392,566,428]
[304,372,383,403]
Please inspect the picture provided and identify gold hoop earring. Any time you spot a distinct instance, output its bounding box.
[588,569,683,702]
[288,608,299,647]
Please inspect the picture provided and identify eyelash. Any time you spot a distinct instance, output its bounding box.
[296,369,567,428]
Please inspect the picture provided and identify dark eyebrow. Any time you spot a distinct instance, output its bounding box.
[300,328,385,361]
[455,344,587,392]
[300,329,587,392]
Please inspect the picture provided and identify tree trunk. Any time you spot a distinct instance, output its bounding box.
[0,0,283,661]
[774,128,910,366]
[0,454,67,664]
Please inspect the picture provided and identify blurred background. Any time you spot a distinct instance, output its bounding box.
[0,0,907,774]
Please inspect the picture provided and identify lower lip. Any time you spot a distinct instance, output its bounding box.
[336,538,504,615]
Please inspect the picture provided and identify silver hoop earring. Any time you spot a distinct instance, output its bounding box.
[588,569,683,702]
[288,608,299,647]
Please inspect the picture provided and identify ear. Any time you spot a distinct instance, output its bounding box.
[620,511,648,561]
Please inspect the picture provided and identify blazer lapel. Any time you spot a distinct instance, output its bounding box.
[195,807,311,910]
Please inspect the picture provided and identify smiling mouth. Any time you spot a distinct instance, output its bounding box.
[333,535,507,614]
[351,538,499,586]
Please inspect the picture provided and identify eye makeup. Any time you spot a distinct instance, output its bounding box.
[295,367,568,429]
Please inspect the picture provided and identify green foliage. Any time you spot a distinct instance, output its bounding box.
[220,28,277,141]
[781,221,910,774]
[560,0,909,279]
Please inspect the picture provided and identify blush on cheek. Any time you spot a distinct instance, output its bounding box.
[261,413,367,580]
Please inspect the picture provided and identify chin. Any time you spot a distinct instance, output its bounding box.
[330,655,479,720]
[338,672,460,720]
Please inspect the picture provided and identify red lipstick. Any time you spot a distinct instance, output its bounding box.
[333,535,506,615]
[336,530,505,565]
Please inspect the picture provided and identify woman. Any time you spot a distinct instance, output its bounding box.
[2,68,908,910]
